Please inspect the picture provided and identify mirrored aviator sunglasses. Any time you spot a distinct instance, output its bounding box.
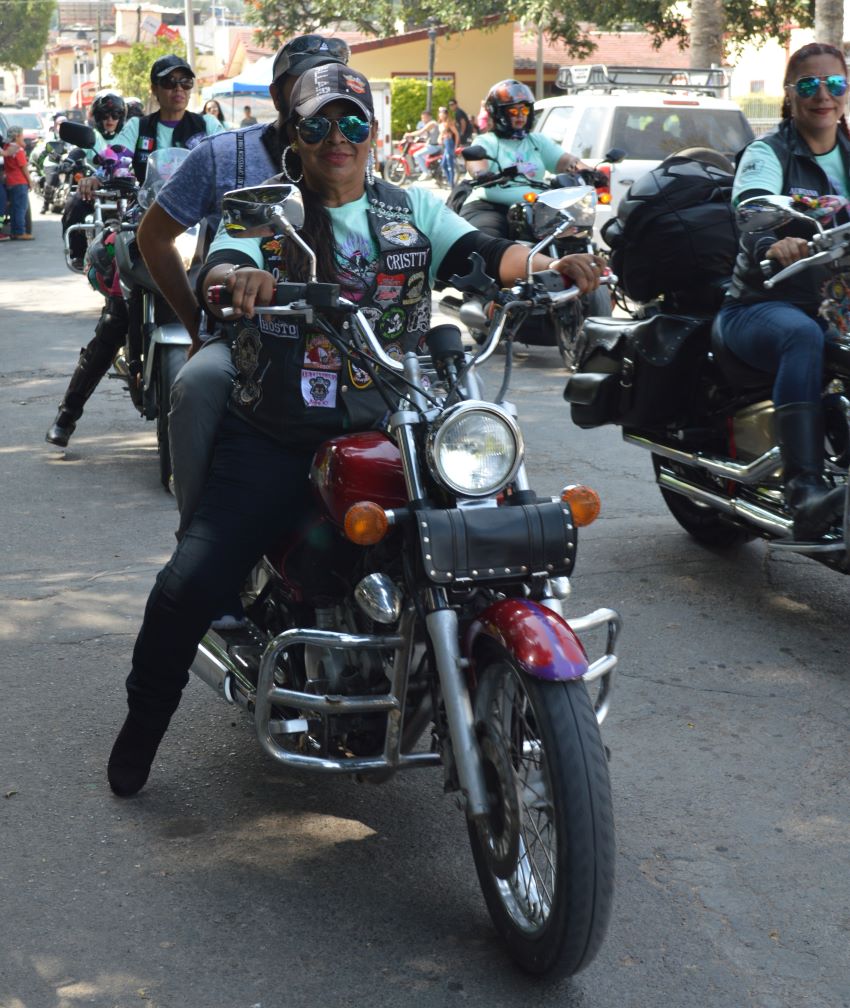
[297,115,371,144]
[794,74,848,98]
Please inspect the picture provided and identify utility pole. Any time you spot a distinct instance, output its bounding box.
[425,18,438,115]
[96,3,103,89]
[184,0,196,73]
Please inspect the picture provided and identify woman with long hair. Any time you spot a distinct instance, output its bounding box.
[716,42,850,539]
[104,63,605,797]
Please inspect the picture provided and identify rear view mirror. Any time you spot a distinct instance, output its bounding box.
[222,184,305,238]
[462,145,487,161]
[736,195,812,234]
[59,120,96,149]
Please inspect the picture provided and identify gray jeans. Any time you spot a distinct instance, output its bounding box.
[168,339,235,532]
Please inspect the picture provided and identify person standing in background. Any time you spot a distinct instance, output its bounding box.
[240,105,258,126]
[2,126,33,240]
[448,98,472,144]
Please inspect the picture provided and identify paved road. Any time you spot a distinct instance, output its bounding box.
[1,202,849,1008]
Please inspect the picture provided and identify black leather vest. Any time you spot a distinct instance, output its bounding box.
[132,110,208,182]
[227,180,433,448]
[728,120,850,313]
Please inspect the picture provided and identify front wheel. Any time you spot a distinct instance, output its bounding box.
[467,654,615,978]
[154,344,188,490]
[385,156,409,186]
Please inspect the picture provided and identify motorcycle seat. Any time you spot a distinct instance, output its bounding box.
[710,316,773,390]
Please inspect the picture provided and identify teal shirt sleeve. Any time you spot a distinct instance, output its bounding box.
[208,219,264,266]
[733,140,783,205]
[406,187,476,284]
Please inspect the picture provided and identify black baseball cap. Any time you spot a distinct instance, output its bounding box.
[151,55,194,83]
[272,35,350,83]
[290,63,373,120]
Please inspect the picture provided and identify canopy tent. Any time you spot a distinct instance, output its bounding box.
[200,55,277,124]
[203,55,275,98]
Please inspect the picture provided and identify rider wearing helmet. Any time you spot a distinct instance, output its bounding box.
[123,97,144,121]
[460,79,581,237]
[90,91,126,140]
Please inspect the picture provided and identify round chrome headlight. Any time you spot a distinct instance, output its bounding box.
[427,402,523,497]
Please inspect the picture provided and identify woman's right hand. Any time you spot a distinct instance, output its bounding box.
[207,266,276,319]
[77,176,100,201]
[765,236,810,267]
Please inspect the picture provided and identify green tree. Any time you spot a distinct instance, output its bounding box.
[243,0,814,65]
[0,0,55,70]
[111,40,188,107]
[392,78,453,136]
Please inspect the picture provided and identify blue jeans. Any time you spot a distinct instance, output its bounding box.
[415,143,440,174]
[717,299,829,407]
[442,137,456,187]
[126,411,313,728]
[7,183,28,236]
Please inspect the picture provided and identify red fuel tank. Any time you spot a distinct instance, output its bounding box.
[311,431,408,526]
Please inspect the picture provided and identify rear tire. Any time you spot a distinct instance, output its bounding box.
[652,453,753,547]
[467,654,615,978]
[155,344,188,491]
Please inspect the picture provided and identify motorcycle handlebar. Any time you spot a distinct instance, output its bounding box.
[206,280,342,310]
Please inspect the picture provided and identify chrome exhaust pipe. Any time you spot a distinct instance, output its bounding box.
[625,432,782,484]
[192,632,254,710]
[657,471,793,536]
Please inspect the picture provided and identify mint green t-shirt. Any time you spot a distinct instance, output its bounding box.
[209,185,475,292]
[464,131,567,206]
[734,139,850,204]
[110,113,225,156]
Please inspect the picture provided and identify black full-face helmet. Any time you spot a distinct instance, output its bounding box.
[91,91,126,137]
[485,79,536,138]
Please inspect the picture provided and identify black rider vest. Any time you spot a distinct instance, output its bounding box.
[132,110,208,182]
[227,179,432,448]
[728,119,850,313]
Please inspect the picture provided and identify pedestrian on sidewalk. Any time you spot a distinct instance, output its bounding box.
[2,127,33,240]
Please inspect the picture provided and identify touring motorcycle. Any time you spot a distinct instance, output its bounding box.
[192,182,621,977]
[565,193,850,571]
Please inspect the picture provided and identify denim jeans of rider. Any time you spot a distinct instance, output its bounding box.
[126,411,313,729]
[168,339,236,533]
[717,299,829,407]
[7,183,28,236]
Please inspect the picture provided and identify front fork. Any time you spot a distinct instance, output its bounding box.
[426,596,491,819]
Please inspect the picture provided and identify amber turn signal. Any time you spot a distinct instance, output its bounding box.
[522,191,538,203]
[560,484,601,527]
[344,501,389,545]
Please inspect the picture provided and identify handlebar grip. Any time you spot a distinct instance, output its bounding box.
[206,284,231,306]
[760,258,782,279]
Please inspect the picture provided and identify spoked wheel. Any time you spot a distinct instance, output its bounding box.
[467,653,615,978]
[385,157,409,186]
[154,344,188,490]
[652,453,754,547]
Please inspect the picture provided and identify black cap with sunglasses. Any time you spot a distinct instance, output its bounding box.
[151,55,194,85]
[272,34,350,83]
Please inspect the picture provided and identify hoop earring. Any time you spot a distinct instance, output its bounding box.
[365,149,375,186]
[281,144,303,184]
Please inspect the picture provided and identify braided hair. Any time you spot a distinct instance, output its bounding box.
[781,42,850,141]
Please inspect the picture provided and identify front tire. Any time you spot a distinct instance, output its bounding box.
[154,344,188,490]
[385,156,409,186]
[467,654,615,978]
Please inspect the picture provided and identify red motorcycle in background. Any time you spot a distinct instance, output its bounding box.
[384,135,467,188]
[197,180,621,978]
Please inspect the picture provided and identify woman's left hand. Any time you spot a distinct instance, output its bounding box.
[550,253,606,294]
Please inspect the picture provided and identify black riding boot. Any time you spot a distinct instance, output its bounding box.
[45,297,128,447]
[776,401,845,540]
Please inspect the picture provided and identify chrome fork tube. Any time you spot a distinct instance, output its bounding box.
[425,595,489,818]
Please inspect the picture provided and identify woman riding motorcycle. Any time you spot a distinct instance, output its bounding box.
[459,79,581,237]
[716,42,848,539]
[61,91,127,267]
[105,63,604,797]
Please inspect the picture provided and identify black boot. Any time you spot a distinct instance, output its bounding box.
[45,304,126,447]
[776,401,845,540]
[107,712,170,797]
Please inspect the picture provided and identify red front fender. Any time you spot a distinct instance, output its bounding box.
[465,598,588,682]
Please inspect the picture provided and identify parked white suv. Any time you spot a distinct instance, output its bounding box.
[532,65,755,245]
